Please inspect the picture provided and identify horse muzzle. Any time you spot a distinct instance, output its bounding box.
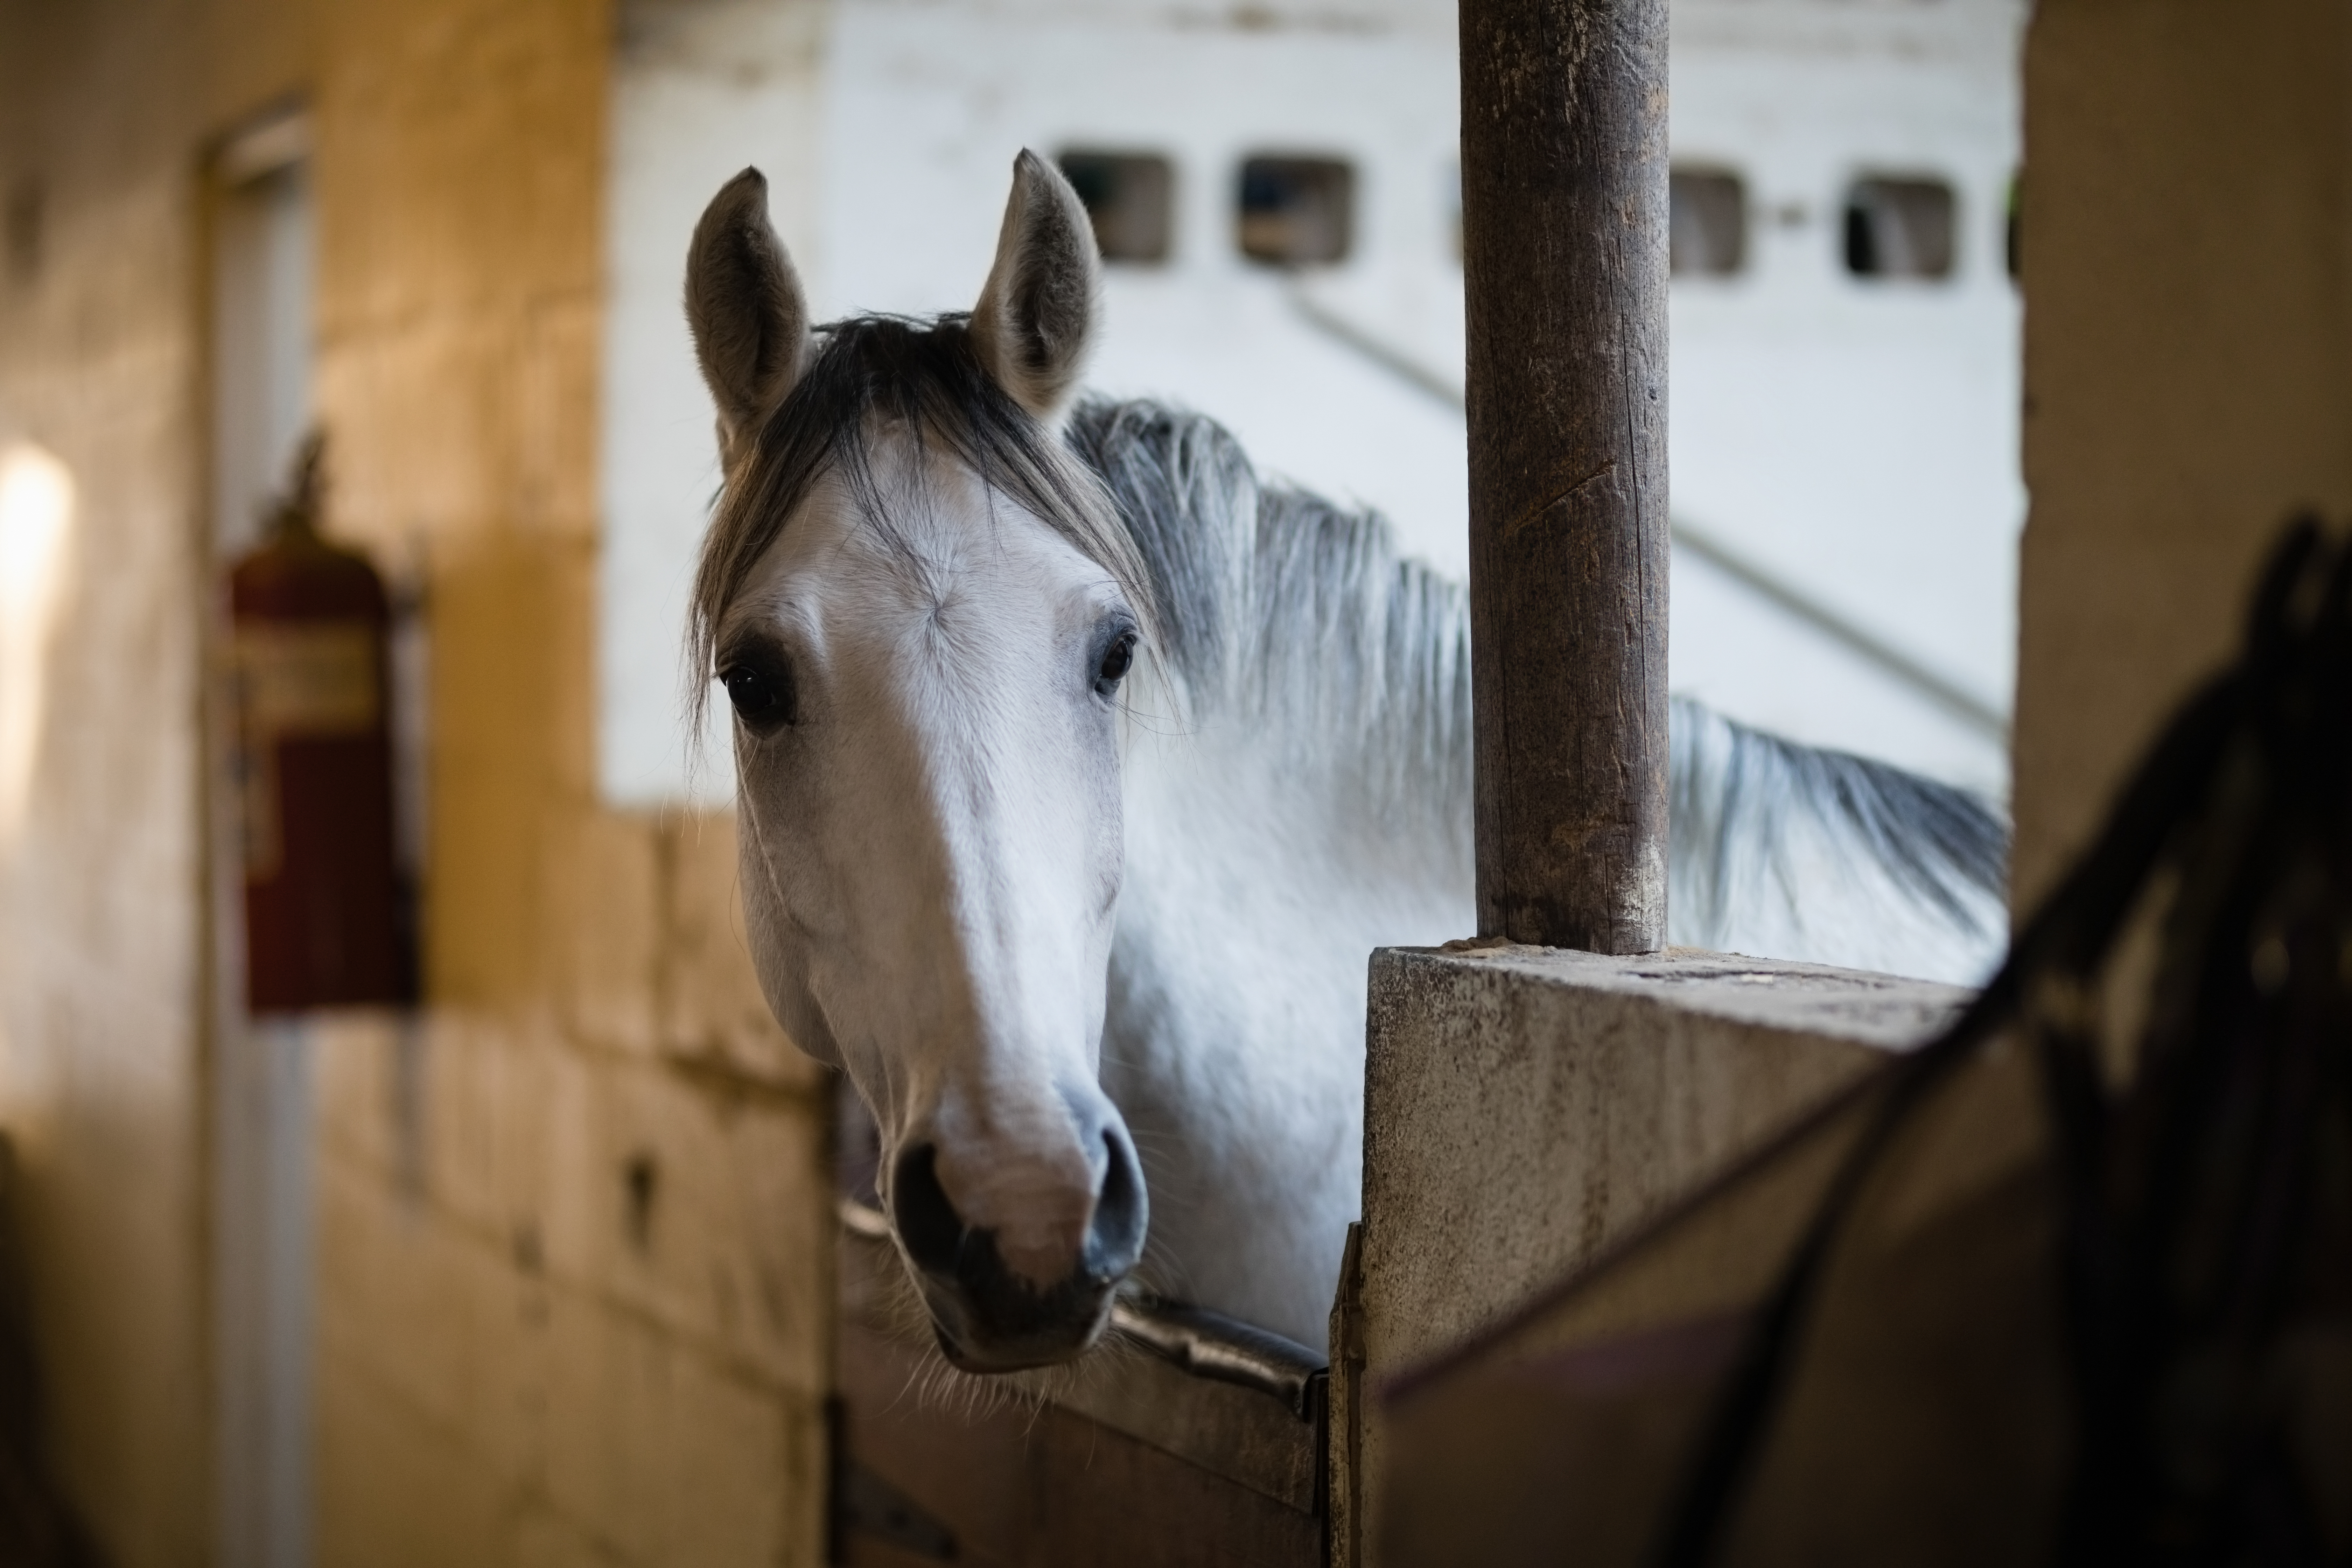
[890,1134,1148,1371]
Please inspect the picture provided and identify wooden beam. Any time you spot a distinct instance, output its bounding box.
[1460,0,1670,953]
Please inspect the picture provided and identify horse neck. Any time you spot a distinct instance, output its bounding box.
[1130,481,1477,898]
[1102,470,1476,1344]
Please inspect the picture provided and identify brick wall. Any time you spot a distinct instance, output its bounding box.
[0,0,835,1562]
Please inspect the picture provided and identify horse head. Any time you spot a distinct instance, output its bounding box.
[684,152,1151,1371]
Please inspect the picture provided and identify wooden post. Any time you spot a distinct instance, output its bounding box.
[1460,0,1670,953]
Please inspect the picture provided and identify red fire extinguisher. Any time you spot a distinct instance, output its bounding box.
[228,434,406,1010]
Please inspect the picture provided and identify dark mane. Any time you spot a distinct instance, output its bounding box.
[687,314,1151,728]
[1670,704,2010,944]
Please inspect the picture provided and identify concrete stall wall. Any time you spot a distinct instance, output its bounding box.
[0,2,229,1560]
[2012,0,2352,908]
[0,0,835,1564]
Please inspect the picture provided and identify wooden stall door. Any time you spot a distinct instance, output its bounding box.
[832,1218,1325,1567]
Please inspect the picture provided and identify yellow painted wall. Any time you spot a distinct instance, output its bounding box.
[2013,0,2352,908]
[0,0,833,1562]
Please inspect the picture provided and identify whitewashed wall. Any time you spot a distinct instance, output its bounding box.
[1668,0,2023,791]
[601,0,2024,804]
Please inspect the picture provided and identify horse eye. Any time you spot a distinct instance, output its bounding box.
[721,650,797,733]
[1095,632,1137,693]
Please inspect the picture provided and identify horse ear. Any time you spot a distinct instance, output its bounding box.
[970,149,1101,425]
[686,167,810,468]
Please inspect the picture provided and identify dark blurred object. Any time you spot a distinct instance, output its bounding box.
[1059,149,1173,265]
[1382,519,2352,1565]
[230,433,408,1010]
[1670,168,1747,278]
[1237,156,1352,267]
[1843,175,1956,280]
[0,1135,105,1568]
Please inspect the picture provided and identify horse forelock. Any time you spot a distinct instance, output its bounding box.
[686,314,1155,738]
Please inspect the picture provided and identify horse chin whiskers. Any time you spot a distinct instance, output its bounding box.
[903,1345,1052,1427]
[911,1343,1142,1434]
[895,1310,1135,1427]
[919,1282,1122,1377]
[868,1218,1128,1386]
[859,1251,1059,1420]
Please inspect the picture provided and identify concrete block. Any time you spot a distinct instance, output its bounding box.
[313,1337,520,1568]
[657,812,827,1095]
[509,1506,617,1568]
[537,1045,832,1395]
[310,1009,555,1233]
[1337,944,1967,1567]
[315,1053,831,1566]
[2015,0,2352,910]
[308,1010,452,1204]
[539,1285,825,1567]
[419,1011,562,1240]
[556,812,665,1056]
[419,536,598,1003]
[317,0,605,331]
[308,1013,395,1184]
[0,153,216,1568]
[313,1153,536,1460]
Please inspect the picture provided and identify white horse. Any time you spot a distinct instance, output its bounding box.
[683,153,2007,1368]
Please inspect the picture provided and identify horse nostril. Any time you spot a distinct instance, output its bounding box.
[891,1144,965,1276]
[891,1127,1144,1366]
[1084,1128,1148,1281]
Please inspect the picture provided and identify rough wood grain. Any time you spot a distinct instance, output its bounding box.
[1460,0,1671,952]
[835,1316,1322,1567]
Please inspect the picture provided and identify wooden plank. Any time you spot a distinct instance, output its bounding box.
[834,1318,1034,1566]
[1460,0,1671,953]
[834,1227,1323,1565]
[835,1318,1321,1567]
[1032,1405,1321,1568]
